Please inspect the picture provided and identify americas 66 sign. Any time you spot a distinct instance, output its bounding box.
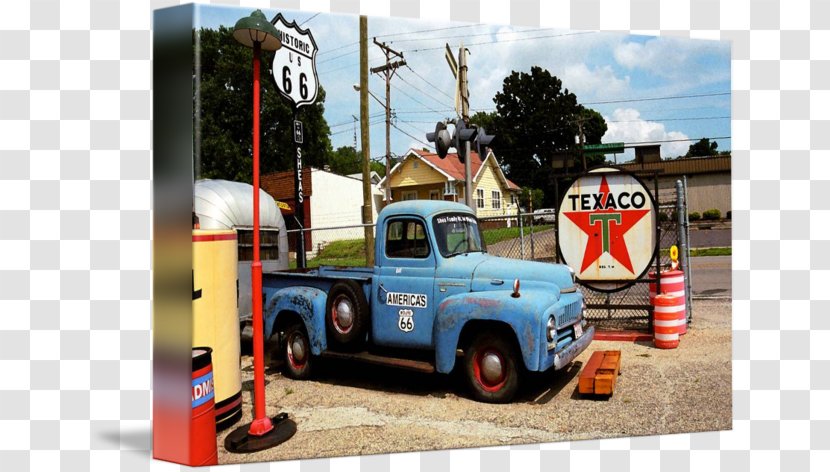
[271,13,319,107]
[558,168,657,291]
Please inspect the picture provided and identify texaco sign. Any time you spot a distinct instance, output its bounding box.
[558,168,657,291]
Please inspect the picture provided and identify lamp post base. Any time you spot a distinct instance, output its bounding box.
[224,413,297,453]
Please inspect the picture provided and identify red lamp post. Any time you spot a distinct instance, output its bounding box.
[225,9,297,453]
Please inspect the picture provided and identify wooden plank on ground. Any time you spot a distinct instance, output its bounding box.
[578,350,605,394]
[579,350,622,397]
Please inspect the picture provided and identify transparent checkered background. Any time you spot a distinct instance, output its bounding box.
[0,0,827,470]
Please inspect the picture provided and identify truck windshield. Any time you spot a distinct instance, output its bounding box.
[432,213,486,258]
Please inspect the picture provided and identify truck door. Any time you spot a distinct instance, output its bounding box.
[373,217,436,348]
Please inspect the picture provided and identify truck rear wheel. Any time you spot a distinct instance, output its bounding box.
[282,322,314,380]
[325,281,369,350]
[464,332,521,403]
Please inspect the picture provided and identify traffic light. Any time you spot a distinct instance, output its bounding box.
[425,121,452,158]
[473,126,495,158]
[425,120,495,163]
[452,121,477,164]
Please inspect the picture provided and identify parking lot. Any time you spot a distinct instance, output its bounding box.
[218,298,730,463]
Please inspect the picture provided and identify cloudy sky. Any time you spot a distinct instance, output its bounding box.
[199,5,731,163]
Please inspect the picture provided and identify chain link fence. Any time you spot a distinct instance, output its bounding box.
[477,213,557,262]
[287,177,688,331]
[286,223,374,268]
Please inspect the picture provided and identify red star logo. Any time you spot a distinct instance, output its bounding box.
[562,176,650,274]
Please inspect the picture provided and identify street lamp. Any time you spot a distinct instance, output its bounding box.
[225,9,296,453]
[353,83,385,108]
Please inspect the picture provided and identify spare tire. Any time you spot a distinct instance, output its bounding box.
[325,280,369,350]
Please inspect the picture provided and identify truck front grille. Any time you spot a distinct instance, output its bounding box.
[556,298,582,326]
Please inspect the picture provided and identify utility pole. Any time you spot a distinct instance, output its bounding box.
[360,16,374,266]
[574,116,587,171]
[371,38,406,204]
[458,44,473,209]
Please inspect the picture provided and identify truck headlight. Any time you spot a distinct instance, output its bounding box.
[546,316,556,342]
[567,265,576,284]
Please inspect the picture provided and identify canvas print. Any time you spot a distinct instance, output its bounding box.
[153,3,732,465]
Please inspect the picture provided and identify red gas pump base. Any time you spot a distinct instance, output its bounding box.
[224,413,297,453]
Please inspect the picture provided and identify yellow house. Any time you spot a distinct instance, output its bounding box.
[378,148,521,218]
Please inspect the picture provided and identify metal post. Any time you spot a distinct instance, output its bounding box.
[518,208,525,260]
[293,108,306,269]
[249,41,271,436]
[683,174,692,322]
[530,209,535,260]
[676,179,692,326]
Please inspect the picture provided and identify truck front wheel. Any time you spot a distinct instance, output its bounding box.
[464,332,521,403]
[282,322,314,380]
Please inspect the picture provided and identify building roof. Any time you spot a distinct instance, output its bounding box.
[617,155,731,176]
[380,148,520,191]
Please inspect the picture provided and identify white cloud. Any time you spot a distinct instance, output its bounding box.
[560,63,630,99]
[613,36,730,86]
[602,108,690,159]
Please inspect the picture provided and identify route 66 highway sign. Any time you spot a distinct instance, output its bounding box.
[271,13,319,108]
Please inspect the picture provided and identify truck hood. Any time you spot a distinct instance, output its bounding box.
[435,253,576,297]
[469,255,575,297]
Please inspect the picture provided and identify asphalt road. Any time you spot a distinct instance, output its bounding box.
[689,228,731,248]
[689,255,731,299]
[220,299,731,464]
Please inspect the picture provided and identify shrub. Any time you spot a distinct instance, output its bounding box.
[658,212,669,222]
[702,209,721,220]
[726,210,731,219]
[689,212,701,221]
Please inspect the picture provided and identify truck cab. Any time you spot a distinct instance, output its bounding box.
[263,200,594,402]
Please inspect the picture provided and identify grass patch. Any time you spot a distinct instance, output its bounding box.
[290,238,368,269]
[659,246,731,258]
[481,224,552,246]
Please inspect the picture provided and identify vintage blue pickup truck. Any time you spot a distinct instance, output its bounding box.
[262,200,594,402]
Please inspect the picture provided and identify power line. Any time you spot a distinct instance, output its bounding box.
[397,115,731,124]
[329,112,386,129]
[388,26,550,45]
[389,91,732,115]
[376,23,482,40]
[623,136,730,146]
[391,122,434,150]
[404,65,456,102]
[607,115,730,123]
[298,13,319,26]
[405,30,595,53]
[583,92,731,105]
[395,74,453,109]
[331,118,385,135]
[391,83,446,115]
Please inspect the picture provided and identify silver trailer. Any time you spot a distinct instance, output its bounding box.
[194,179,290,329]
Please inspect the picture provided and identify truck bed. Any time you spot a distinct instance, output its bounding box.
[262,265,374,293]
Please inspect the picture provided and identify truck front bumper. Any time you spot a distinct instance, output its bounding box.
[539,325,595,371]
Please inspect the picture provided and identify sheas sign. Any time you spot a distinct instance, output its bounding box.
[558,169,657,289]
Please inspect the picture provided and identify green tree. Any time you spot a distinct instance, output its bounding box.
[519,187,544,212]
[327,146,386,177]
[328,146,362,175]
[685,138,719,157]
[477,67,607,203]
[195,26,333,182]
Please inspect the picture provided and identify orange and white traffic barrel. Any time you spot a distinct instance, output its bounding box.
[653,293,684,349]
[649,269,687,335]
[190,347,218,466]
